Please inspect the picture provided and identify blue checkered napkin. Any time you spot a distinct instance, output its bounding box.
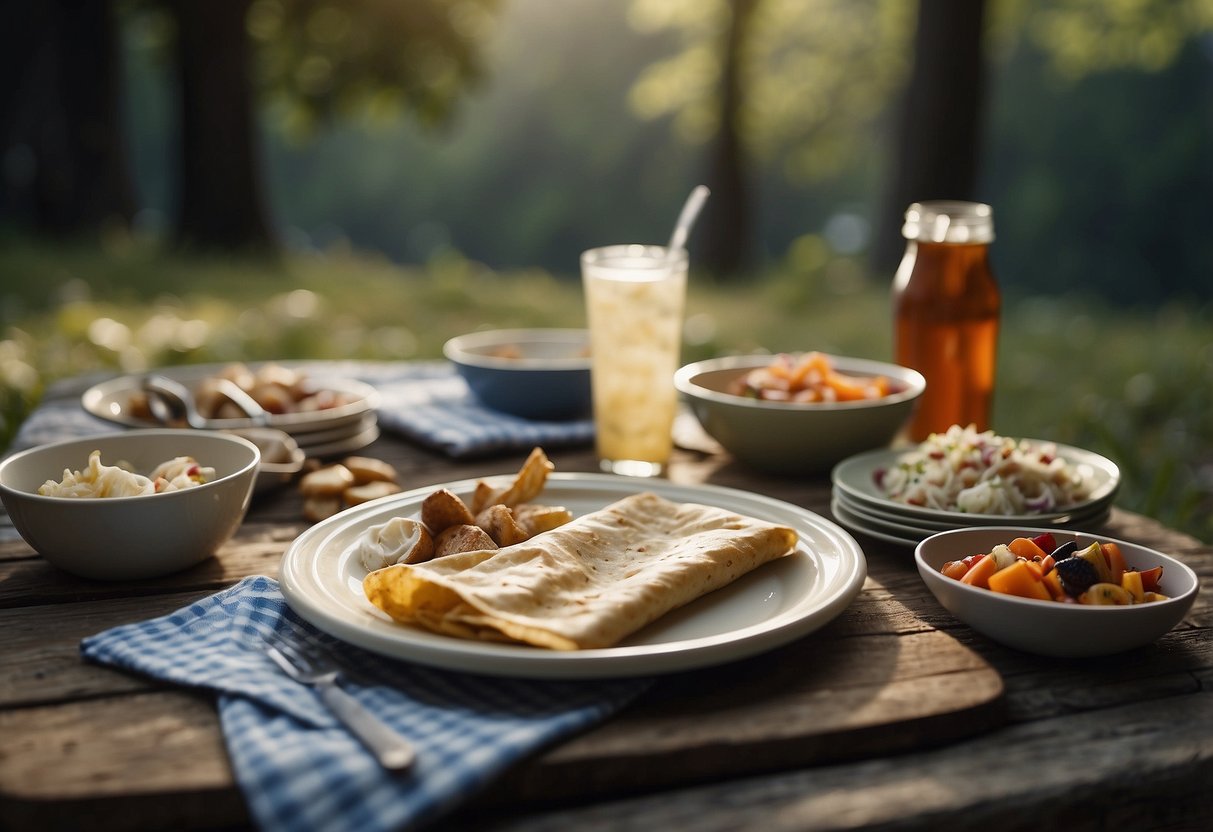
[80,576,651,832]
[373,370,594,459]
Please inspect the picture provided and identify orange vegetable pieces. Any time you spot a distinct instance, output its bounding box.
[1138,565,1164,593]
[987,560,1052,601]
[1042,568,1068,601]
[960,554,998,589]
[941,534,1171,606]
[824,370,875,402]
[1008,537,1047,561]
[941,560,971,580]
[1102,542,1127,585]
[789,352,830,387]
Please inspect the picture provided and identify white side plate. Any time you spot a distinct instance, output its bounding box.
[831,441,1120,525]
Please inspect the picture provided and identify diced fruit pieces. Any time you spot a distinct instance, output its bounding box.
[1075,542,1113,584]
[941,559,971,580]
[960,554,999,589]
[1008,537,1048,561]
[938,534,1172,607]
[1049,540,1078,561]
[987,560,1052,601]
[988,544,1018,571]
[1079,582,1133,605]
[1102,542,1127,585]
[1055,556,1100,597]
[1030,532,1058,554]
[1138,565,1164,593]
[1042,568,1067,601]
[1121,569,1144,604]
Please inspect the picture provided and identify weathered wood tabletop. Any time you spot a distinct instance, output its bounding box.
[1,376,1210,831]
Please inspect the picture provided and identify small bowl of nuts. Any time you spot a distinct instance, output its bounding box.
[224,428,306,495]
[299,455,404,522]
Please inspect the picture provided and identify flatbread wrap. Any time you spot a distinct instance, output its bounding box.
[363,491,799,650]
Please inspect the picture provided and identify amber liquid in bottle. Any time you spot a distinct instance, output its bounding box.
[894,240,1000,441]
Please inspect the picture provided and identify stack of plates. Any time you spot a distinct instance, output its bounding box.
[830,442,1121,547]
[82,364,381,459]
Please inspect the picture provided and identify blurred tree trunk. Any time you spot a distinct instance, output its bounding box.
[0,0,135,234]
[168,0,275,251]
[699,0,758,278]
[872,0,989,274]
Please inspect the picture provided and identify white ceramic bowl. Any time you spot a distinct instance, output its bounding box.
[674,353,925,474]
[444,328,592,420]
[916,526,1200,657]
[223,427,305,494]
[0,430,260,580]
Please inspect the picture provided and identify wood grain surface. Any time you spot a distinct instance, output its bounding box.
[1,377,1210,832]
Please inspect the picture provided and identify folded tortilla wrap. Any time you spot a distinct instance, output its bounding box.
[363,491,798,650]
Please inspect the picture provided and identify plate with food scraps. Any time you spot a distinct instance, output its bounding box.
[831,433,1120,526]
[280,473,867,679]
[81,362,380,437]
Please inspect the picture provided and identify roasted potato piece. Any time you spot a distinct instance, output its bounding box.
[343,456,399,484]
[434,524,497,557]
[421,488,476,534]
[471,447,554,513]
[248,382,295,415]
[300,464,355,497]
[215,362,257,392]
[475,504,531,547]
[253,363,304,393]
[344,480,402,506]
[193,379,231,419]
[513,504,574,536]
[127,391,154,420]
[303,495,342,523]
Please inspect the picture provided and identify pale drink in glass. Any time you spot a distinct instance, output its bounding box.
[582,244,687,477]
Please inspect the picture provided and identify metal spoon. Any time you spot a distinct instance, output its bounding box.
[142,374,270,429]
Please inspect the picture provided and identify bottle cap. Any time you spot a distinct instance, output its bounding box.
[902,201,994,244]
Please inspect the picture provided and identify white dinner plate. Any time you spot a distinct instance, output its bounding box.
[833,487,1113,533]
[831,495,1112,548]
[81,363,381,437]
[831,498,921,547]
[831,441,1120,525]
[298,422,381,459]
[280,473,867,679]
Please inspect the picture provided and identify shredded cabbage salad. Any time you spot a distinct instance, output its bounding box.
[39,451,216,498]
[875,425,1092,514]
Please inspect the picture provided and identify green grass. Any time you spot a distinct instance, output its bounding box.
[3,237,1210,542]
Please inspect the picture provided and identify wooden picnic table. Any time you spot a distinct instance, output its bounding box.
[1,374,1210,831]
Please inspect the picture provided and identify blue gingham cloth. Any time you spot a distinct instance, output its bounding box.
[370,366,594,459]
[9,362,593,460]
[81,576,650,832]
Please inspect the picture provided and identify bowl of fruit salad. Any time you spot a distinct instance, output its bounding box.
[915,527,1199,657]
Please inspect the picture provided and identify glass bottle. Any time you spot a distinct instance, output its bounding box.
[893,201,1000,441]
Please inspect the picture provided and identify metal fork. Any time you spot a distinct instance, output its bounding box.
[263,636,416,770]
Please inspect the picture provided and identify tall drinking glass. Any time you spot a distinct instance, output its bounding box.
[582,244,687,477]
